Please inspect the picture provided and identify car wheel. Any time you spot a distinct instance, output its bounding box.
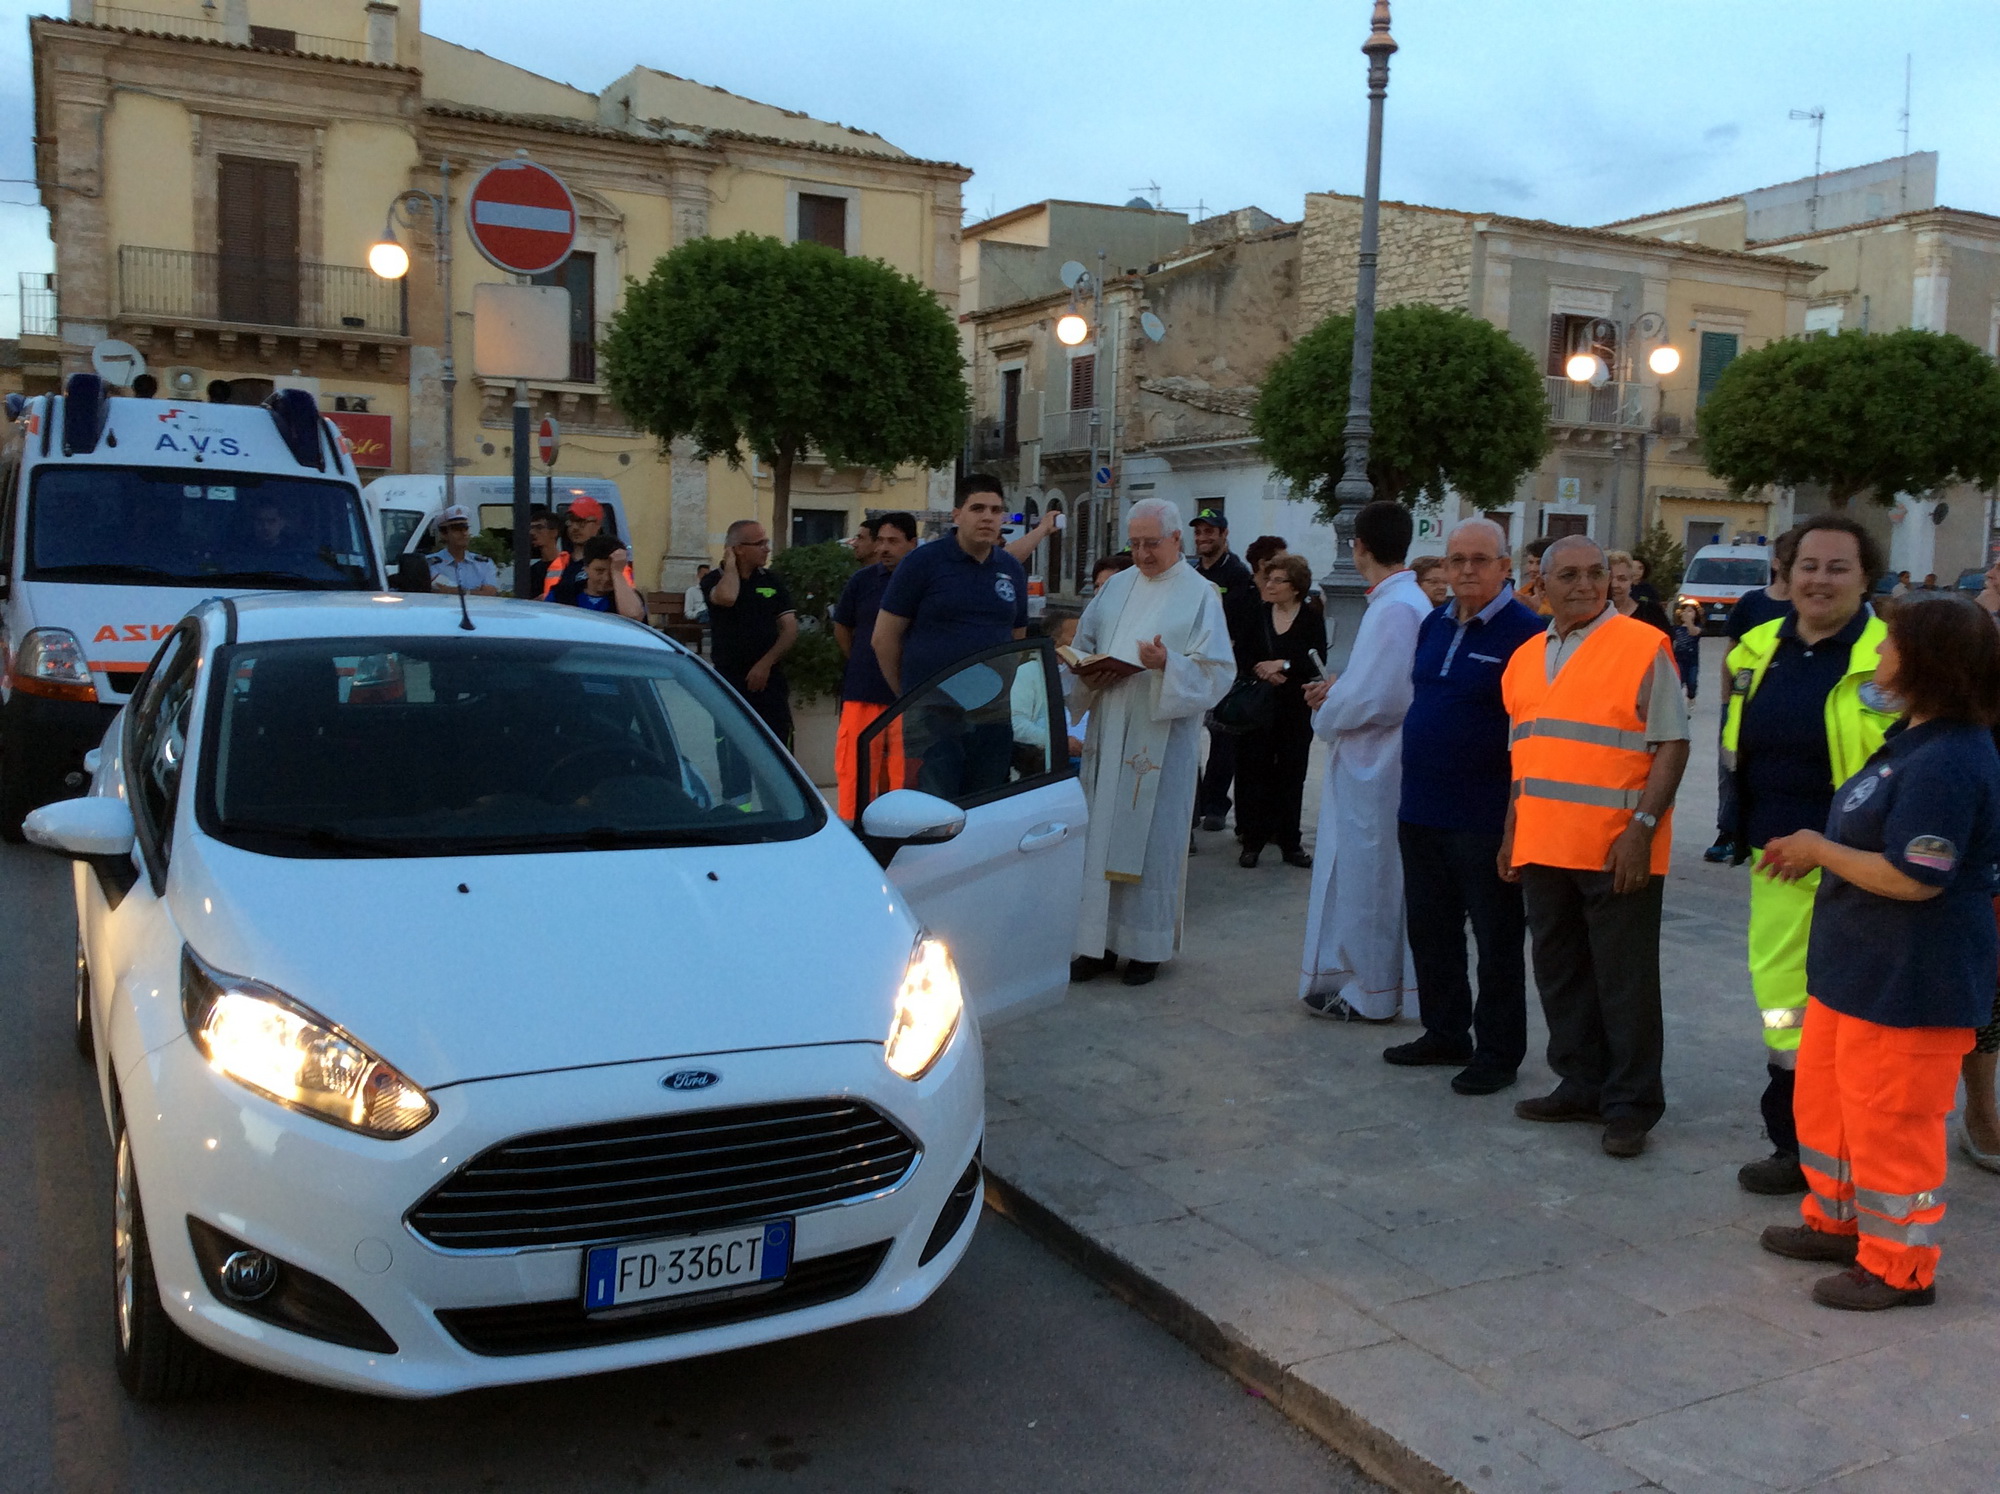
[74,928,94,1063]
[112,1118,225,1401]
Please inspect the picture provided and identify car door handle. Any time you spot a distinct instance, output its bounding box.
[1018,822,1069,853]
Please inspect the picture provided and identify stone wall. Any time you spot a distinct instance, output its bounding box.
[1300,194,1476,328]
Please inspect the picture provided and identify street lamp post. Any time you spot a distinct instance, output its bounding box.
[1055,250,1107,589]
[1563,310,1680,547]
[368,157,457,513]
[1325,1,1399,588]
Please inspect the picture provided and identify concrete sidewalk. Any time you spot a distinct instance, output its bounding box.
[981,642,2000,1493]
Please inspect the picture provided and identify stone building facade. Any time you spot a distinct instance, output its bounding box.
[30,1,968,587]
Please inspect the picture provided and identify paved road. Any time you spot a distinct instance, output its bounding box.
[0,843,1377,1494]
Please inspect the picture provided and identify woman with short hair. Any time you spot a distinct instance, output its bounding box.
[1757,592,2000,1309]
[1234,553,1325,868]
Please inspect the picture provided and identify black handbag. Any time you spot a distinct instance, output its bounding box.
[1208,608,1280,736]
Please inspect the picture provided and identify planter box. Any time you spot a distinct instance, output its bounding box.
[791,696,839,789]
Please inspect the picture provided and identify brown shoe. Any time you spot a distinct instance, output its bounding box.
[1601,1119,1648,1158]
[1759,1224,1859,1264]
[1812,1264,1934,1311]
[1514,1092,1603,1124]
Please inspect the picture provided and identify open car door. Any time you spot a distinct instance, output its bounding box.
[856,637,1086,1026]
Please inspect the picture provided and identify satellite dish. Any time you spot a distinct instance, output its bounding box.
[91,339,146,388]
[1059,260,1088,290]
[1140,311,1167,343]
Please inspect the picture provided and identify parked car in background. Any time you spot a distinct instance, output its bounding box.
[1675,543,1772,633]
[1955,568,1987,594]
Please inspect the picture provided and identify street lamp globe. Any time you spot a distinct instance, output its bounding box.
[1648,343,1682,376]
[367,238,411,280]
[1564,351,1601,384]
[1055,311,1090,347]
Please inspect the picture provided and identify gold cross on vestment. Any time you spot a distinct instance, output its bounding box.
[1123,747,1162,809]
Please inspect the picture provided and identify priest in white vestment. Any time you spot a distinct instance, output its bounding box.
[1299,502,1434,1020]
[1065,499,1235,987]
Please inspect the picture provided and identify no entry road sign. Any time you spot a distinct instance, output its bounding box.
[466,158,577,276]
[538,416,560,467]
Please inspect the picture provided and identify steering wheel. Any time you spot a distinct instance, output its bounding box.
[541,742,676,800]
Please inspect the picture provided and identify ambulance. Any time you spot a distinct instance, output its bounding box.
[0,374,383,836]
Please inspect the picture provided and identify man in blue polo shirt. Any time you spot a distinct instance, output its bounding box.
[873,474,1029,799]
[1387,516,1546,1094]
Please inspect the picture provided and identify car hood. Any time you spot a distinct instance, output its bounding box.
[168,825,920,1087]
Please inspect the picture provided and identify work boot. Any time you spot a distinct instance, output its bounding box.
[1812,1264,1935,1311]
[1601,1119,1648,1158]
[1382,1033,1473,1067]
[1513,1092,1603,1124]
[1759,1224,1859,1264]
[1120,960,1160,987]
[1738,1151,1809,1196]
[1070,952,1117,983]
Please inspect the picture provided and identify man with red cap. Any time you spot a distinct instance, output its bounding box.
[540,497,632,606]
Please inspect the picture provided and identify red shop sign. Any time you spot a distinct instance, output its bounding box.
[327,410,393,469]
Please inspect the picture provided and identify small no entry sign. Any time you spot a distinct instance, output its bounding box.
[465,157,578,277]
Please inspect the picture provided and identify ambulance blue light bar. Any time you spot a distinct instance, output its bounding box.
[61,373,108,456]
[265,388,328,471]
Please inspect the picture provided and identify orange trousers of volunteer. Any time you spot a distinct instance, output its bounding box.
[834,702,906,822]
[1795,997,1974,1290]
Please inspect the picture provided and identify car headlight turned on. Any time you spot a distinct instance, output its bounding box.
[181,947,435,1138]
[884,936,963,1080]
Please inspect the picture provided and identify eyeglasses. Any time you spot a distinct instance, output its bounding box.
[1128,536,1174,551]
[1444,554,1502,570]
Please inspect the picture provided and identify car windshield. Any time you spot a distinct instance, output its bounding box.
[380,508,426,561]
[1683,557,1768,587]
[199,635,822,857]
[27,466,375,589]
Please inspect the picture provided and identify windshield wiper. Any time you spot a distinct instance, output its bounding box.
[446,826,754,853]
[217,820,419,856]
[198,570,338,589]
[30,562,183,582]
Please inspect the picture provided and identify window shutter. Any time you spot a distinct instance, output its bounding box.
[796,194,847,251]
[1546,314,1568,376]
[1000,368,1021,452]
[1696,332,1740,405]
[1069,354,1095,411]
[217,156,298,327]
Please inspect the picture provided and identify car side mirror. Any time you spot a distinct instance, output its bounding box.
[858,789,966,867]
[24,796,136,859]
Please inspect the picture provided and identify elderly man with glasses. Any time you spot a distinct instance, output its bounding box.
[1384,517,1546,1093]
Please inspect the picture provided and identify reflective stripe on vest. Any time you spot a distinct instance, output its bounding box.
[1810,1190,1857,1221]
[1859,1214,1940,1248]
[1761,1006,1806,1030]
[1501,615,1673,875]
[541,550,571,598]
[1798,1143,1851,1182]
[1855,1185,1944,1217]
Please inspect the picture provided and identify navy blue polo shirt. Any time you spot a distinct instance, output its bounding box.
[1727,586,1790,641]
[1400,585,1546,835]
[830,562,896,706]
[1737,608,1869,848]
[1807,719,2000,1029]
[878,534,1028,693]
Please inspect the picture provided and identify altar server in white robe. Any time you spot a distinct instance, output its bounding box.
[1299,500,1433,1021]
[1066,498,1235,988]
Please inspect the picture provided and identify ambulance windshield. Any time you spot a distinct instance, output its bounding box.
[26,467,376,589]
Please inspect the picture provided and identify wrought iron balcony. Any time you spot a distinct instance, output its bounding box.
[969,422,1022,462]
[1544,376,1651,431]
[1040,408,1101,455]
[117,246,405,337]
[18,273,57,339]
[87,6,372,60]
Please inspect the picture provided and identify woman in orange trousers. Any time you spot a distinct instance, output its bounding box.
[1757,594,2000,1310]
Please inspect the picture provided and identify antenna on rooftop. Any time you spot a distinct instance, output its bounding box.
[1788,106,1826,230]
[1898,55,1912,211]
[1127,181,1164,209]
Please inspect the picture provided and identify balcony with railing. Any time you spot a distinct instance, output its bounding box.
[1543,376,1651,432]
[1040,407,1101,455]
[85,6,372,60]
[117,245,405,337]
[969,420,1023,463]
[18,273,57,340]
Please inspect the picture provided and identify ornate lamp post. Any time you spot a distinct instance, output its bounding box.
[1563,310,1681,547]
[368,158,457,513]
[1325,1,1398,588]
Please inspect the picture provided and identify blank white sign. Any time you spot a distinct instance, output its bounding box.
[472,283,571,381]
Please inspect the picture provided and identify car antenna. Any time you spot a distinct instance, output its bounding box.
[455,580,476,632]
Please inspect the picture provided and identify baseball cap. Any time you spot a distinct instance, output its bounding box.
[1192,508,1228,529]
[438,504,472,527]
[566,497,605,520]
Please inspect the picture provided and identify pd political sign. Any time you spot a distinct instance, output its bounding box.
[465,158,577,276]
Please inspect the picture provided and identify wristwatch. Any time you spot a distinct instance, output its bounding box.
[1631,810,1660,831]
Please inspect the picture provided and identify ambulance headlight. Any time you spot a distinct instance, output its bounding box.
[11,627,98,703]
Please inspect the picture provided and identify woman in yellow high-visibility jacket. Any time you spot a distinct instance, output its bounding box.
[1722,516,1895,1196]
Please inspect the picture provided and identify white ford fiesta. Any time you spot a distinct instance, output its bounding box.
[28,591,1085,1400]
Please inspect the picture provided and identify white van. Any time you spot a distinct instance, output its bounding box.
[363,473,630,570]
[0,375,382,835]
[1676,542,1773,632]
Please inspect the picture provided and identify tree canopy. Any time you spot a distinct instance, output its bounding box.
[1251,302,1551,515]
[601,232,967,548]
[1700,328,2000,507]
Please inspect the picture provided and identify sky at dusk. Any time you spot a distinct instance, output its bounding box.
[1,0,1995,333]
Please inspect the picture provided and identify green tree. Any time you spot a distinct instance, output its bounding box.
[770,539,859,706]
[1252,302,1551,515]
[601,232,967,549]
[1700,328,2000,508]
[1632,519,1686,600]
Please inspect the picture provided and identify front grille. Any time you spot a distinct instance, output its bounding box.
[406,1099,921,1252]
[435,1241,891,1356]
[102,668,145,699]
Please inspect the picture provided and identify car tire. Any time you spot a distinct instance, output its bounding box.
[74,928,94,1063]
[112,1118,226,1401]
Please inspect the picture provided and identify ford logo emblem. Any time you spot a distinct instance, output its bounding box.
[662,1069,720,1091]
